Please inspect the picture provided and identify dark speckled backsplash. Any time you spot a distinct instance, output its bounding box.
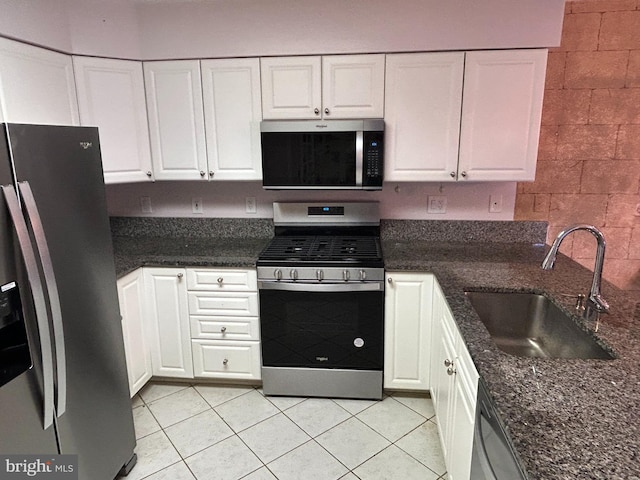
[380,220,548,244]
[110,217,274,238]
[111,216,548,245]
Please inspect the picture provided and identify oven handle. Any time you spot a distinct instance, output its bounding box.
[258,281,384,292]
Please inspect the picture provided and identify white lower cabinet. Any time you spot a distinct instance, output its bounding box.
[431,281,479,480]
[143,268,193,378]
[187,268,261,381]
[117,269,152,397]
[384,272,434,390]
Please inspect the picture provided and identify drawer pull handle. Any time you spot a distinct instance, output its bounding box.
[220,326,227,333]
[447,367,456,376]
[444,359,453,367]
[222,358,228,366]
[217,277,223,284]
[177,273,184,279]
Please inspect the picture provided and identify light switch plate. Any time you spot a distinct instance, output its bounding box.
[192,197,203,214]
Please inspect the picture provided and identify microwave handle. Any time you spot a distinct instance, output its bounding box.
[355,131,363,187]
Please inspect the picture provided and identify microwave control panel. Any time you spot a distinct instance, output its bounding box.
[363,131,384,188]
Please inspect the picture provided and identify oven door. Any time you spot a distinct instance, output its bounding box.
[258,281,384,370]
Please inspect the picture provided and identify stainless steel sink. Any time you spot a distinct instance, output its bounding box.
[464,291,615,359]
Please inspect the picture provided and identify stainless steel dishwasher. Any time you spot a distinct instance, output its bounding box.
[470,379,528,480]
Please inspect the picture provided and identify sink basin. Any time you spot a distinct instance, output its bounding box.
[464,291,614,359]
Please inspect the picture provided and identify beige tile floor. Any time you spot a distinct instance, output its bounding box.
[119,381,447,480]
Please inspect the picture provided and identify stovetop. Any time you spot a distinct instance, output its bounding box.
[257,235,383,267]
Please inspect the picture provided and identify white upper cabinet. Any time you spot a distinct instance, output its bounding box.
[261,54,384,120]
[0,38,79,126]
[385,49,547,183]
[322,54,385,119]
[73,56,153,184]
[384,52,464,182]
[260,56,321,120]
[458,49,547,182]
[144,60,208,181]
[201,58,263,180]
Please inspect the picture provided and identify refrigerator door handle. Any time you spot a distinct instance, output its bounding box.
[18,181,67,418]
[1,184,55,430]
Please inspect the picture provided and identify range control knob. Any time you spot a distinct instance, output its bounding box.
[342,269,350,281]
[290,269,298,281]
[316,269,324,281]
[359,270,367,281]
[274,268,283,280]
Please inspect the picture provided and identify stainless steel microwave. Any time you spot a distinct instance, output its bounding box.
[260,119,384,190]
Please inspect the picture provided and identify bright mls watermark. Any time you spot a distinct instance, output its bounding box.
[0,455,77,479]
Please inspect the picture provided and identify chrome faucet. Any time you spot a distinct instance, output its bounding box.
[541,224,609,316]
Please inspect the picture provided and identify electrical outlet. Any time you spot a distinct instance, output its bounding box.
[140,196,152,214]
[246,196,257,214]
[489,195,503,213]
[427,195,447,214]
[192,197,203,214]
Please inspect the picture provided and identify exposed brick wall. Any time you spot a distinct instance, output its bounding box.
[515,0,640,293]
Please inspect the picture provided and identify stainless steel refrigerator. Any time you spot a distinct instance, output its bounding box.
[0,123,136,478]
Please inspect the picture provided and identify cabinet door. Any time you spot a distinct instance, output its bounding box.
[73,56,153,184]
[260,56,321,119]
[0,38,79,126]
[143,268,193,378]
[385,53,464,182]
[144,60,208,181]
[384,272,433,391]
[449,339,479,480]
[458,49,547,182]
[322,54,385,119]
[202,58,263,180]
[117,269,152,397]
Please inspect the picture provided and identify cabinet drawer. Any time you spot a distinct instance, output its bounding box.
[192,340,261,380]
[187,268,257,291]
[188,291,259,316]
[190,316,260,341]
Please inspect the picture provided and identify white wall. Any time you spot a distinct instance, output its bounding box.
[0,0,564,59]
[0,0,71,52]
[106,181,518,220]
[136,0,565,60]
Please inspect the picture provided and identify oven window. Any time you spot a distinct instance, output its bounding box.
[260,289,383,370]
[261,132,356,187]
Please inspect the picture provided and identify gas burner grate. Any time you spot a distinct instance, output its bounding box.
[259,235,382,262]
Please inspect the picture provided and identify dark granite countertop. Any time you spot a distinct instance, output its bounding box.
[112,236,269,277]
[384,240,640,480]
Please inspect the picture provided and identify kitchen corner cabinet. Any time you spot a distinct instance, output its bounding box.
[385,49,546,182]
[261,54,385,120]
[187,268,261,380]
[143,60,208,181]
[73,56,153,184]
[143,268,194,378]
[0,37,79,126]
[384,272,434,391]
[431,281,479,480]
[117,269,152,397]
[458,49,547,182]
[201,58,263,180]
[384,52,464,182]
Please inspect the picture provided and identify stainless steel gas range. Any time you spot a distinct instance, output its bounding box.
[257,202,384,400]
